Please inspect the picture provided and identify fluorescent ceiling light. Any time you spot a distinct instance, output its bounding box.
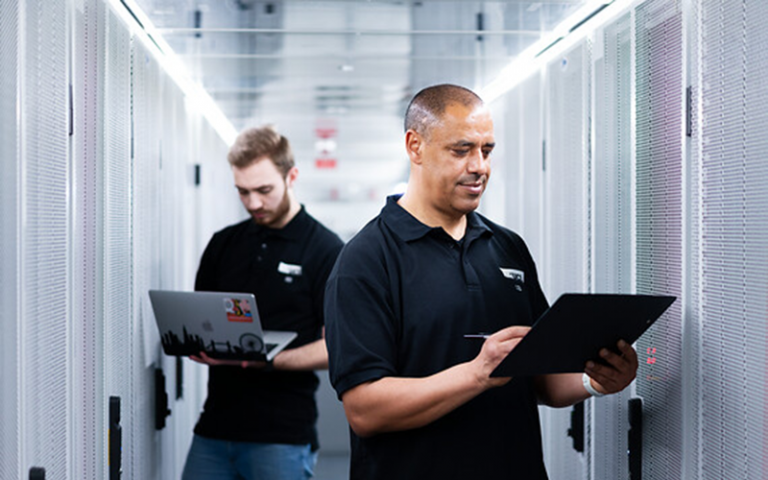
[108,0,238,145]
[480,0,633,104]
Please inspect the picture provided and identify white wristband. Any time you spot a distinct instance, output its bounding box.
[582,373,605,397]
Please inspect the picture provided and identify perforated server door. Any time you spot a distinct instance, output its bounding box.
[635,1,685,479]
[503,86,523,230]
[591,12,633,480]
[158,79,183,292]
[0,0,20,477]
[71,1,107,478]
[698,0,768,478]
[520,72,545,267]
[544,40,591,301]
[540,39,591,480]
[103,6,134,477]
[19,0,72,477]
[130,37,163,479]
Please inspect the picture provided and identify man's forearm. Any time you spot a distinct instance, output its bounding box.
[341,361,495,438]
[272,338,328,371]
[534,373,591,407]
[338,325,529,438]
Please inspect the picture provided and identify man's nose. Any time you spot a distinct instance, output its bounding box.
[245,193,263,210]
[467,150,489,175]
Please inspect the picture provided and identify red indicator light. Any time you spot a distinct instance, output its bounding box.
[646,347,657,365]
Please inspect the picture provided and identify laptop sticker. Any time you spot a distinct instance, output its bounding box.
[224,297,254,323]
[239,333,264,353]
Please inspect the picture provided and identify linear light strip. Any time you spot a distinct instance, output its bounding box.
[107,0,237,145]
[157,27,542,36]
[480,0,635,104]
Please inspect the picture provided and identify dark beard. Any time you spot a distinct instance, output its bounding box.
[252,188,292,229]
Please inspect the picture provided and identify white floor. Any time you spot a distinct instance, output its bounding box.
[313,452,350,480]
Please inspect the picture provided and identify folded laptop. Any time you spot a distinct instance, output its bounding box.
[148,290,297,361]
[491,293,676,376]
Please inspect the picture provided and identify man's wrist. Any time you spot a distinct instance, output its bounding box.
[262,358,275,372]
[582,373,605,397]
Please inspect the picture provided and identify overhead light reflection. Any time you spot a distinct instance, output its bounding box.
[480,0,632,104]
[108,0,238,145]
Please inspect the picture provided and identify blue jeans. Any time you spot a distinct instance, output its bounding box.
[181,435,317,480]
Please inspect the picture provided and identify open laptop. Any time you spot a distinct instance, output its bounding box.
[491,293,676,376]
[148,290,297,361]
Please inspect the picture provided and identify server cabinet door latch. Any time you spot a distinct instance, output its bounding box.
[628,397,643,480]
[155,368,172,430]
[567,401,585,453]
[109,396,122,480]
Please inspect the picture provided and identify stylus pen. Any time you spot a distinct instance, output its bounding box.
[463,333,490,339]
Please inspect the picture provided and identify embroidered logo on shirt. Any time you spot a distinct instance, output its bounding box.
[278,262,303,276]
[500,268,525,290]
[500,268,525,283]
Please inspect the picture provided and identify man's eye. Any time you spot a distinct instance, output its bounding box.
[257,188,272,194]
[453,149,469,156]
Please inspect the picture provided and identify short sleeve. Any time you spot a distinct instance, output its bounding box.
[324,242,400,398]
[308,234,343,327]
[195,232,222,292]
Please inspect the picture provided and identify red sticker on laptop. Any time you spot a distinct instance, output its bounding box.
[223,297,254,323]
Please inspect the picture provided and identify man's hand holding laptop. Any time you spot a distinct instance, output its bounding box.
[190,351,268,370]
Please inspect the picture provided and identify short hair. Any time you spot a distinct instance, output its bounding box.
[404,84,484,137]
[227,125,294,176]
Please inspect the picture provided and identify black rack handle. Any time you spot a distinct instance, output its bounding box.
[109,396,122,480]
[628,397,643,480]
[29,467,45,480]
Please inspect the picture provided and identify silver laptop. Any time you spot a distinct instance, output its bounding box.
[148,290,297,361]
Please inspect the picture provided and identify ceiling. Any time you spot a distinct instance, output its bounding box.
[135,0,587,233]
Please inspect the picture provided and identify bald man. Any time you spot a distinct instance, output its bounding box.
[324,84,638,479]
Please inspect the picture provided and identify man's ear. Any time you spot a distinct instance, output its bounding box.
[405,130,424,165]
[285,166,299,188]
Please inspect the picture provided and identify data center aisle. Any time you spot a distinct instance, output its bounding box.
[314,453,350,480]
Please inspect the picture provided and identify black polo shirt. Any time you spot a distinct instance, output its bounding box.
[194,207,343,449]
[325,195,550,479]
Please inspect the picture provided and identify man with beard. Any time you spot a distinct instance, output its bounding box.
[182,125,343,480]
[325,84,638,479]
